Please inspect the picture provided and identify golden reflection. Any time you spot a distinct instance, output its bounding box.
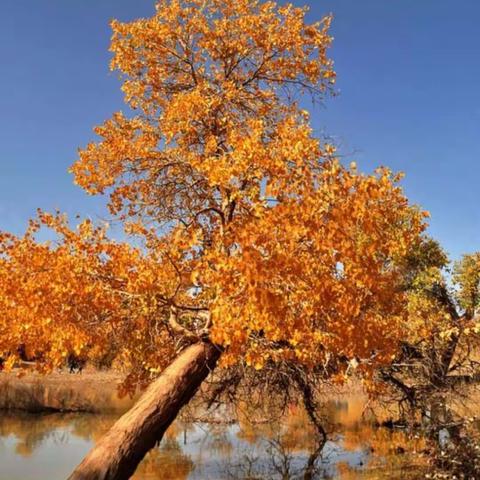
[0,412,93,457]
[132,438,194,480]
[0,396,431,479]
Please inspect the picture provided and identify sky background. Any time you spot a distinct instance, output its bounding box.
[0,0,478,261]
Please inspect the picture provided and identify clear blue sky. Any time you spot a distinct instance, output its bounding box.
[0,1,479,260]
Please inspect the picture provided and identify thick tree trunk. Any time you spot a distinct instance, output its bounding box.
[68,341,221,480]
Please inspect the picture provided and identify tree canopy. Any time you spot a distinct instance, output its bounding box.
[0,0,427,392]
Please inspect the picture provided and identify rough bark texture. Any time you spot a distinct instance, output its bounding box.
[68,341,221,480]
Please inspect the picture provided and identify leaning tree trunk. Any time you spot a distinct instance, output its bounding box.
[68,341,221,480]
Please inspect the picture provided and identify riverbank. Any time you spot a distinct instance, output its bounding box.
[0,370,136,413]
[0,369,370,415]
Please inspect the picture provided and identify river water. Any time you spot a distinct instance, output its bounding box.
[0,398,426,479]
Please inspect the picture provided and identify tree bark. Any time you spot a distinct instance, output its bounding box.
[68,341,221,480]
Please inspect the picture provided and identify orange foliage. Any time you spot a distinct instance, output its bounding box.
[0,0,426,388]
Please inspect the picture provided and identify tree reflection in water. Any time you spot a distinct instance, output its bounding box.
[0,398,427,479]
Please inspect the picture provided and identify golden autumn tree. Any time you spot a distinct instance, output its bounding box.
[379,240,480,425]
[0,1,427,478]
[372,242,480,477]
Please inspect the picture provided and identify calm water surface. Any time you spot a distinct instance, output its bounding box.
[0,398,425,479]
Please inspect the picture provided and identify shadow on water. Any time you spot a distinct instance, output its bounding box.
[0,398,426,480]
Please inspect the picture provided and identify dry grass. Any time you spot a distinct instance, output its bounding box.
[0,369,137,413]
